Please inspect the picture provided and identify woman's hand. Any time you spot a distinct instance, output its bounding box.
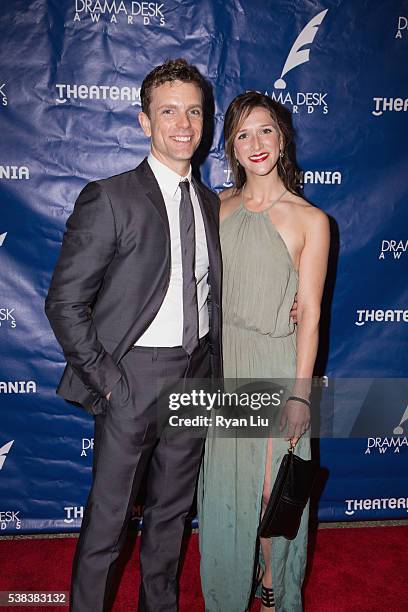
[279,398,310,445]
[289,292,298,324]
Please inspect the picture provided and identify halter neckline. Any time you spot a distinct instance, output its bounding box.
[240,185,288,214]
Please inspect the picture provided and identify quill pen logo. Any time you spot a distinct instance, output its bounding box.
[274,9,328,89]
[0,440,14,471]
[265,9,329,115]
[394,405,408,435]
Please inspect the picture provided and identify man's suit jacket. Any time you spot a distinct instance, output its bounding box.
[45,158,223,415]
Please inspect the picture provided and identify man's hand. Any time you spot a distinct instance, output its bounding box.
[289,293,298,324]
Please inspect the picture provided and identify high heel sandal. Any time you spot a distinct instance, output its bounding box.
[261,583,275,608]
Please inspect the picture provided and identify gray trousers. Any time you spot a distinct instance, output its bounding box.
[70,339,210,611]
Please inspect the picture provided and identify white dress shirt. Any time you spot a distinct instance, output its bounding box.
[135,154,210,347]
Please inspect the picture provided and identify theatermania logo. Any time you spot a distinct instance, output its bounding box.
[0,83,8,107]
[55,83,141,106]
[300,170,342,185]
[355,309,408,326]
[345,497,408,516]
[0,381,37,393]
[372,97,408,117]
[265,9,329,115]
[0,166,30,180]
[222,165,342,189]
[73,1,166,26]
[64,506,84,523]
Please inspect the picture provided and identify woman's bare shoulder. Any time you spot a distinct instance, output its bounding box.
[219,187,241,221]
[288,192,328,226]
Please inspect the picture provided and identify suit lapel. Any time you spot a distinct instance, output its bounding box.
[135,158,170,237]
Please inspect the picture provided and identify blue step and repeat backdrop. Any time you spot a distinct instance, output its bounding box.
[1,0,407,533]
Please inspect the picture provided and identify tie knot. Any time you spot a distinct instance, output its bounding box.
[179,179,190,195]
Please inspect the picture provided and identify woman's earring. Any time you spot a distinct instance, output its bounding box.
[279,149,284,158]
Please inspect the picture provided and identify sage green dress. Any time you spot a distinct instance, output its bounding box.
[198,200,310,612]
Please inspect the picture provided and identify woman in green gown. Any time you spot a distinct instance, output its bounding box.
[198,92,330,611]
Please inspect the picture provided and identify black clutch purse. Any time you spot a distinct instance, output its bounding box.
[257,444,319,540]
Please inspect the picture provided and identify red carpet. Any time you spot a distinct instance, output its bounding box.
[1,525,407,611]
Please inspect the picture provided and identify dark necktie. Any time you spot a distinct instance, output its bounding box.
[179,180,199,355]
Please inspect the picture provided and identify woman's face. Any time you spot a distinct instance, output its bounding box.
[233,106,282,178]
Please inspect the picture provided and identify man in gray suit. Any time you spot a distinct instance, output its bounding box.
[45,58,222,611]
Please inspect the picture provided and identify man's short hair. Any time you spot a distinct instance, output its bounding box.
[140,58,206,116]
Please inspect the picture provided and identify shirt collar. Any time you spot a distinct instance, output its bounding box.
[148,153,192,200]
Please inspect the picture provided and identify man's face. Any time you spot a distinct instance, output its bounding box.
[139,80,203,175]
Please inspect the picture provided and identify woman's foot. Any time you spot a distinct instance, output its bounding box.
[260,583,275,611]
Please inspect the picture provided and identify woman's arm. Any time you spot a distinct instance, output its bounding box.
[280,207,330,442]
[295,208,330,381]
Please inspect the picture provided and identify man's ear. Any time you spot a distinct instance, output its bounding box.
[138,111,152,137]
